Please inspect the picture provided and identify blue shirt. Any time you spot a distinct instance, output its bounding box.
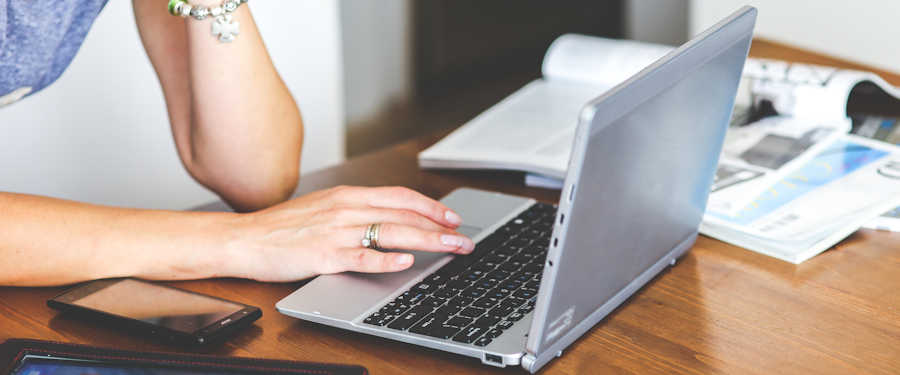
[0,0,108,105]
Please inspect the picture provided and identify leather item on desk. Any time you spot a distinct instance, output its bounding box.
[0,338,368,375]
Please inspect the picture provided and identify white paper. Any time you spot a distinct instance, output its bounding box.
[542,34,673,87]
[709,116,850,215]
[702,135,900,263]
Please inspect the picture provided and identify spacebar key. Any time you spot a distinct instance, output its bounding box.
[412,324,462,340]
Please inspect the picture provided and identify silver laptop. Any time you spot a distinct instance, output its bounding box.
[277,7,756,373]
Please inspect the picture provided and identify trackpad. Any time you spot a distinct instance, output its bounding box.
[278,251,450,322]
[441,188,535,230]
[456,224,482,238]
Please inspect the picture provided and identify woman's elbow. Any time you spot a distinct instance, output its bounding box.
[190,153,300,212]
[217,166,299,212]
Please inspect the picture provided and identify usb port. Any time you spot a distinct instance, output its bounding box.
[485,354,503,365]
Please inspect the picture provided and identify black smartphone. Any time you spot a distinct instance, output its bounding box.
[48,278,262,345]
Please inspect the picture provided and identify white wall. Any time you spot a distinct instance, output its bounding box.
[626,0,689,46]
[690,0,900,74]
[339,0,411,127]
[0,1,345,210]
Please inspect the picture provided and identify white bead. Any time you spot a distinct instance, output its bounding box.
[210,6,224,16]
[180,3,192,17]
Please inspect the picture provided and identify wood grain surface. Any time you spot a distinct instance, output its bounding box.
[2,41,899,374]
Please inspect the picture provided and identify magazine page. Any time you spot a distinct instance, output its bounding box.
[542,34,673,87]
[746,58,900,121]
[708,115,850,215]
[421,35,671,177]
[702,135,900,262]
[418,80,601,178]
[851,114,900,231]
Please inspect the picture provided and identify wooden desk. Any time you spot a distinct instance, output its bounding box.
[2,41,899,374]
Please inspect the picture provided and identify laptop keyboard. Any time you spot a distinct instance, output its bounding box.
[364,202,556,347]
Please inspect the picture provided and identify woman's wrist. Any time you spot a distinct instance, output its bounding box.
[129,210,245,281]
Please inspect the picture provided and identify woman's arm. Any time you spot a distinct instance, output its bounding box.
[0,186,474,286]
[132,0,303,212]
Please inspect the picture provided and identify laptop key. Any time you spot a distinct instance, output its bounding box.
[387,306,432,331]
[486,287,512,299]
[412,282,438,294]
[475,279,498,290]
[420,297,445,309]
[500,262,524,272]
[461,287,486,299]
[436,304,462,317]
[424,273,450,286]
[485,270,511,282]
[445,316,473,328]
[382,303,412,316]
[470,262,495,272]
[396,290,428,305]
[433,287,458,299]
[474,337,493,347]
[500,297,526,309]
[452,326,487,344]
[473,315,500,328]
[421,324,463,340]
[496,320,514,330]
[448,296,474,309]
[513,289,536,299]
[488,305,515,318]
[472,297,500,309]
[460,269,486,281]
[523,264,543,275]
[485,328,504,338]
[366,314,396,327]
[409,313,451,335]
[511,272,531,283]
[459,307,486,318]
[446,279,470,291]
[507,312,525,322]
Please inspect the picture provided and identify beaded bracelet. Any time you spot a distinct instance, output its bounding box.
[168,0,249,43]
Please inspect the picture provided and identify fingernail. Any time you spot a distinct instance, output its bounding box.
[445,210,462,225]
[396,254,413,266]
[441,234,464,247]
[441,235,474,253]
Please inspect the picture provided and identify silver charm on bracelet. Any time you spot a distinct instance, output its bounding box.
[170,0,248,43]
[212,14,240,43]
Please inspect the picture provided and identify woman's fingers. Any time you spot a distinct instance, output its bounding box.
[342,224,475,254]
[328,186,462,229]
[321,207,447,232]
[334,248,415,273]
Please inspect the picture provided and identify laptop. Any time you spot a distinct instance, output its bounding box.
[277,7,756,373]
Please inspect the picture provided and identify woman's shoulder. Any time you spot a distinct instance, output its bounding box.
[0,0,109,107]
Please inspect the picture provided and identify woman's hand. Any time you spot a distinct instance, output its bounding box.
[220,186,474,282]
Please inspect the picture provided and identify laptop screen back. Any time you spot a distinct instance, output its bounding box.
[525,7,756,368]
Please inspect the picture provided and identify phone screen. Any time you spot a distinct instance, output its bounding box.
[14,356,246,375]
[68,279,244,334]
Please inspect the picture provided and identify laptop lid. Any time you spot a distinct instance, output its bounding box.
[522,7,757,372]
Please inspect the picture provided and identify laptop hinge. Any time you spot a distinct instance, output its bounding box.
[521,354,537,373]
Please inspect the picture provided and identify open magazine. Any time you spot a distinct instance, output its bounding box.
[418,34,671,179]
[419,34,900,262]
[702,135,900,263]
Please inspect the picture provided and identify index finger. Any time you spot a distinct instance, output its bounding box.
[331,186,462,228]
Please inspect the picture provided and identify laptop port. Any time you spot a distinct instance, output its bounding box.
[484,354,503,366]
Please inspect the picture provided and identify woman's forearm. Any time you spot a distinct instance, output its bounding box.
[183,3,303,210]
[134,1,303,212]
[0,192,234,286]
